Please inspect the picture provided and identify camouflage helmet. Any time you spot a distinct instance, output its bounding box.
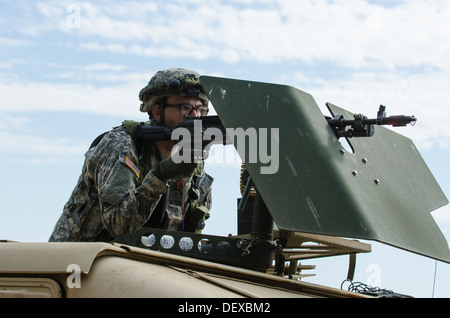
[139,68,209,113]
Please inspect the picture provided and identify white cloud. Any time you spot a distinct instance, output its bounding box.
[48,69,149,84]
[2,0,450,151]
[10,0,444,71]
[0,114,86,163]
[433,205,450,223]
[29,0,449,71]
[83,63,127,72]
[0,37,30,50]
[0,58,27,70]
[0,131,85,156]
[432,206,450,238]
[0,80,144,118]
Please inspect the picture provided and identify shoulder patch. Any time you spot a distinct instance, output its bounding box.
[125,156,140,179]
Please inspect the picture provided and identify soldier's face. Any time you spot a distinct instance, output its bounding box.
[161,96,204,130]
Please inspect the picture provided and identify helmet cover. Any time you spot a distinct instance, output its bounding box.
[139,68,209,113]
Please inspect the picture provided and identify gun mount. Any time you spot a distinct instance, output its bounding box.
[116,75,448,278]
[200,75,449,266]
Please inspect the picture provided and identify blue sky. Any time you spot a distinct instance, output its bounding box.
[1,0,450,297]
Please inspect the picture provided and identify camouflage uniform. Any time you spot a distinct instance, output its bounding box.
[49,123,213,242]
[49,68,213,242]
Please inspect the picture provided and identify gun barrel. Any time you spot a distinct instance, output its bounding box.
[326,105,417,139]
[385,115,417,126]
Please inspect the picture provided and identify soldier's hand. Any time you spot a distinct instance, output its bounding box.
[152,155,199,182]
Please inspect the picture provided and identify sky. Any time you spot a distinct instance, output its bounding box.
[0,0,449,297]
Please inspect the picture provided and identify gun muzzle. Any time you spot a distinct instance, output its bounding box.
[386,115,417,127]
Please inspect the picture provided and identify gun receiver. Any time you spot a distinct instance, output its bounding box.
[134,115,230,153]
[175,115,229,147]
[327,105,417,139]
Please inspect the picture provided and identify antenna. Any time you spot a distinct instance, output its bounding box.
[432,260,438,298]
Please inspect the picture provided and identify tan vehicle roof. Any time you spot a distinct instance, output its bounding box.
[0,241,368,298]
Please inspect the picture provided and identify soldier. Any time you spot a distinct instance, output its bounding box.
[49,68,213,242]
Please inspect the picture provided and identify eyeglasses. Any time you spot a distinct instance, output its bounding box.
[165,103,209,117]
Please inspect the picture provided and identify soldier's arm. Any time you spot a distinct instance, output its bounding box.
[88,128,166,238]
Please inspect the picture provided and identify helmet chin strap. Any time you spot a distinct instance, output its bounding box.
[149,99,166,126]
[158,99,166,126]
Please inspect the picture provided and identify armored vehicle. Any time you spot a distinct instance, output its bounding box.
[0,76,448,299]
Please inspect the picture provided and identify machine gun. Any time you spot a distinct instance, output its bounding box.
[134,115,231,158]
[326,105,417,138]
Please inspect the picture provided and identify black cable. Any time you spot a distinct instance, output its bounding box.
[341,279,413,298]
